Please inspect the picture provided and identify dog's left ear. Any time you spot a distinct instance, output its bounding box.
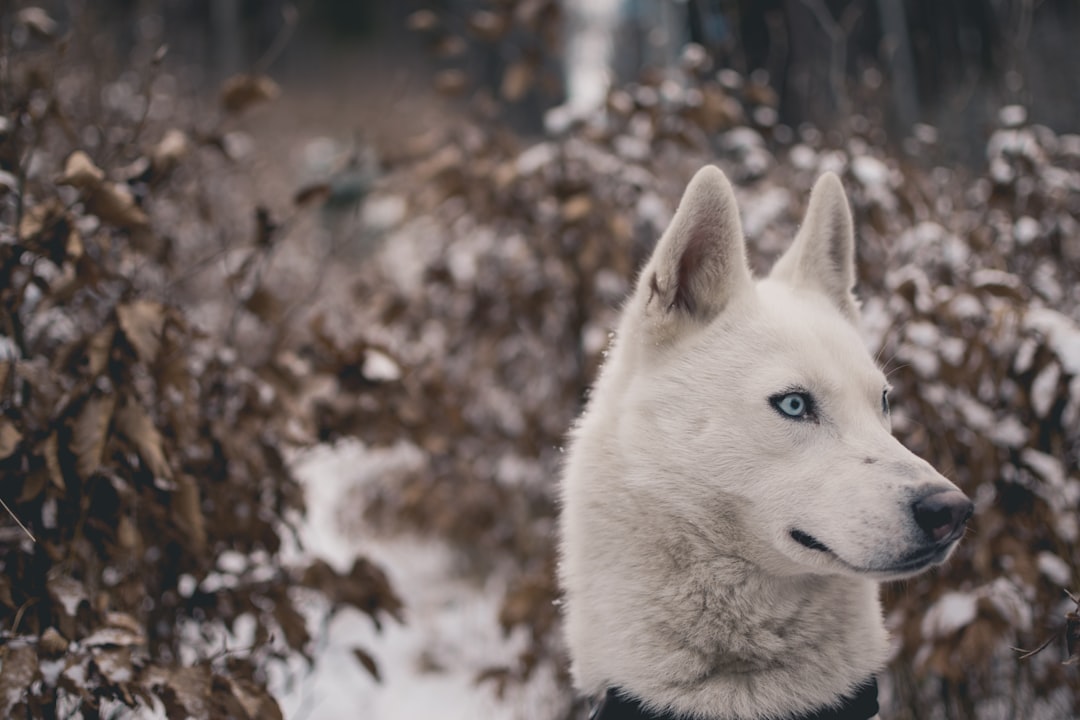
[769,172,858,320]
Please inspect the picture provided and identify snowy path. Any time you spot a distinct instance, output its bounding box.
[276,440,566,720]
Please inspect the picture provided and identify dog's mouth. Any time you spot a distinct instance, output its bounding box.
[876,544,953,575]
[789,528,955,576]
[790,529,831,554]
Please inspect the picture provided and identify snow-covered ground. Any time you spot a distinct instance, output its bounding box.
[276,440,567,720]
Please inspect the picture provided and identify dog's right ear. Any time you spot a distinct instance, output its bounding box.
[635,166,751,337]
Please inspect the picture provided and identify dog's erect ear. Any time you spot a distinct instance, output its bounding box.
[638,166,751,332]
[770,172,858,320]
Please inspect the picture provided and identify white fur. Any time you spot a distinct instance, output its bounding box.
[559,167,969,719]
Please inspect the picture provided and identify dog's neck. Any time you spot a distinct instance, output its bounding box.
[561,492,892,719]
[591,679,879,720]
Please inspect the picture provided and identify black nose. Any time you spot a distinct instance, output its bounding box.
[913,490,973,543]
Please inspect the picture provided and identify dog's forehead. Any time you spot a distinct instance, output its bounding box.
[693,280,886,388]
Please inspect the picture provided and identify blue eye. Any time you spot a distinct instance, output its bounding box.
[882,388,890,415]
[770,391,815,421]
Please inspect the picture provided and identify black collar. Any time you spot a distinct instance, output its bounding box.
[589,678,878,720]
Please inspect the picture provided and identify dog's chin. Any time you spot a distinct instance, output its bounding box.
[788,528,961,580]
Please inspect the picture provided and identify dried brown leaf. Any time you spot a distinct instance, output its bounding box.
[0,417,22,460]
[0,643,37,715]
[147,665,211,719]
[16,7,58,39]
[47,574,88,618]
[116,514,139,550]
[115,396,172,480]
[272,597,310,652]
[208,675,254,720]
[745,79,779,107]
[42,433,64,491]
[406,9,439,31]
[150,129,190,177]
[104,611,141,636]
[84,323,116,377]
[227,677,284,720]
[341,557,404,623]
[84,626,144,649]
[352,647,381,681]
[90,647,137,691]
[116,300,165,364]
[0,575,13,609]
[293,182,332,208]
[468,10,508,41]
[434,69,469,97]
[174,474,206,551]
[65,228,84,260]
[17,198,65,241]
[432,35,467,59]
[244,285,284,323]
[972,269,1026,301]
[220,74,280,114]
[17,471,45,503]
[500,60,534,102]
[88,182,150,230]
[561,194,592,224]
[56,150,105,190]
[72,393,116,480]
[39,627,68,657]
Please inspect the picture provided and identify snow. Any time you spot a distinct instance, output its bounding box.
[788,144,816,171]
[721,128,772,178]
[922,579,1034,642]
[1023,307,1080,374]
[1013,337,1038,374]
[1013,216,1040,245]
[1020,448,1080,542]
[971,268,1023,294]
[216,550,248,574]
[999,105,1028,128]
[921,591,978,639]
[1021,449,1069,492]
[945,293,983,321]
[1030,362,1060,418]
[984,578,1032,633]
[0,335,16,361]
[636,192,671,234]
[613,134,651,162]
[50,577,87,617]
[851,155,889,187]
[952,391,995,432]
[740,186,790,239]
[988,416,1028,448]
[362,195,407,232]
[516,143,557,177]
[987,128,1043,165]
[1036,552,1071,586]
[275,440,566,720]
[361,349,402,382]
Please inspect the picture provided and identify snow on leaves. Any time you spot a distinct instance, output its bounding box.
[0,11,400,717]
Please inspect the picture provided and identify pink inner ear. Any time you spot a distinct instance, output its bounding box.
[672,227,710,314]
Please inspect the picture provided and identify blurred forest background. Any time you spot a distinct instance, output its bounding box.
[0,0,1078,718]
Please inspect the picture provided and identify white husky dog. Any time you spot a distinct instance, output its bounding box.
[558,167,972,720]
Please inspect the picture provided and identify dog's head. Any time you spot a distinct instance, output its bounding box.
[611,166,971,581]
